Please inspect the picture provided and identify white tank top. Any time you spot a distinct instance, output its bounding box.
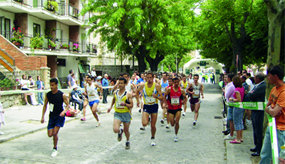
[125,81,132,92]
[87,83,99,102]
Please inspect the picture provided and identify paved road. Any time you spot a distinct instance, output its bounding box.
[0,84,227,163]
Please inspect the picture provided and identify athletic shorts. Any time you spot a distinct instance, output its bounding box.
[168,108,182,116]
[143,104,158,114]
[190,98,200,104]
[48,115,65,130]
[114,112,131,123]
[89,100,100,107]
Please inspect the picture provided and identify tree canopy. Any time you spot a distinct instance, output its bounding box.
[194,0,268,72]
[82,0,197,73]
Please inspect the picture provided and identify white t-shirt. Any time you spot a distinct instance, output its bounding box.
[246,78,254,92]
[20,79,29,89]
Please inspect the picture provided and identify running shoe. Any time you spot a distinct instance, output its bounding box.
[96,121,101,127]
[51,148,57,157]
[138,109,141,113]
[125,141,130,150]
[151,139,156,146]
[160,119,164,124]
[118,128,123,142]
[0,131,4,135]
[80,117,86,121]
[182,112,185,117]
[174,136,178,142]
[193,121,196,126]
[140,127,145,131]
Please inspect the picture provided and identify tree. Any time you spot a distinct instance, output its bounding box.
[82,0,196,73]
[195,0,268,72]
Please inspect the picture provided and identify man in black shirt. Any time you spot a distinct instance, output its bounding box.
[41,78,70,157]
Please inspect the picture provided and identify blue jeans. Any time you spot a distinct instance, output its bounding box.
[37,92,43,105]
[233,107,244,131]
[260,126,285,164]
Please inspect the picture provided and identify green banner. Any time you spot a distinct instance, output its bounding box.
[267,114,279,164]
[227,102,266,110]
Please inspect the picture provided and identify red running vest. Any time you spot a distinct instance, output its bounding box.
[167,86,182,110]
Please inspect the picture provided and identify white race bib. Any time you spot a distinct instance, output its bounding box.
[145,96,156,104]
[116,100,125,109]
[194,90,199,95]
[49,103,54,112]
[171,98,179,105]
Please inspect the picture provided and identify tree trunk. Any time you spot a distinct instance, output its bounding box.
[136,52,146,73]
[145,52,165,72]
[263,0,285,136]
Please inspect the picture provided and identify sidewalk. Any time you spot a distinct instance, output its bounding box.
[0,96,113,143]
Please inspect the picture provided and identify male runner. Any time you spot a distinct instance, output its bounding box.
[85,75,103,127]
[41,78,70,157]
[165,77,173,130]
[180,74,189,116]
[187,74,204,126]
[165,77,186,142]
[136,72,163,146]
[108,77,133,149]
[160,72,169,125]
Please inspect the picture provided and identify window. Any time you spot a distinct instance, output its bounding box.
[4,18,10,39]
[33,23,40,37]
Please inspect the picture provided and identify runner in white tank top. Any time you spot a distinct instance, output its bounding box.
[85,75,103,126]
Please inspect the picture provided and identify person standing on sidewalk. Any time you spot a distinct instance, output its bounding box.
[40,78,70,157]
[102,74,109,104]
[224,73,236,140]
[107,77,133,149]
[67,70,73,88]
[85,75,103,127]
[244,72,266,156]
[260,65,285,164]
[36,76,44,105]
[164,77,186,142]
[136,72,163,146]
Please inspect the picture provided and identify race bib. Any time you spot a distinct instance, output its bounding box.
[49,103,54,112]
[116,100,125,109]
[171,98,179,105]
[145,96,156,104]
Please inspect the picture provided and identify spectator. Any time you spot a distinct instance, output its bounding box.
[67,70,73,88]
[20,74,33,105]
[102,74,109,103]
[71,73,76,87]
[260,65,285,163]
[28,76,37,105]
[245,72,266,156]
[91,67,97,78]
[36,76,45,105]
[224,73,236,140]
[70,85,84,114]
[229,75,245,144]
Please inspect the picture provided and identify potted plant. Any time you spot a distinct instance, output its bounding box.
[30,34,44,49]
[10,27,24,48]
[60,43,69,49]
[73,43,79,52]
[45,0,59,13]
[86,44,90,52]
[48,39,56,50]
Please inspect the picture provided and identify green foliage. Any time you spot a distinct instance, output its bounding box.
[11,27,24,47]
[30,34,44,49]
[82,0,197,71]
[0,78,15,88]
[48,39,56,48]
[45,0,59,12]
[194,0,268,71]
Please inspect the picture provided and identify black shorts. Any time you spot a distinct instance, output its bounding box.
[168,108,182,116]
[143,104,158,114]
[190,98,200,104]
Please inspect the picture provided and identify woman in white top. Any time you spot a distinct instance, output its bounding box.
[21,75,33,105]
[85,75,103,127]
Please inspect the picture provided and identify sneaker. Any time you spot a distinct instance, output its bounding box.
[96,122,101,127]
[138,109,141,113]
[118,128,123,142]
[193,121,196,126]
[0,131,4,135]
[151,139,156,146]
[160,119,164,124]
[246,119,252,126]
[174,136,178,142]
[182,112,185,117]
[140,127,145,131]
[125,141,130,150]
[224,134,235,140]
[80,117,86,121]
[51,148,57,157]
[166,125,170,129]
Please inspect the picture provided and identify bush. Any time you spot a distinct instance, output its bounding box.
[0,78,15,89]
[30,34,44,49]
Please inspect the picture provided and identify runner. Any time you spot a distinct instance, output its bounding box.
[40,78,70,157]
[180,74,189,116]
[107,77,133,149]
[165,77,174,130]
[136,72,163,146]
[160,72,169,125]
[85,75,103,127]
[165,77,186,142]
[136,73,145,113]
[187,74,204,126]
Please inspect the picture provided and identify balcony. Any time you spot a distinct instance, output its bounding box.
[0,0,84,26]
